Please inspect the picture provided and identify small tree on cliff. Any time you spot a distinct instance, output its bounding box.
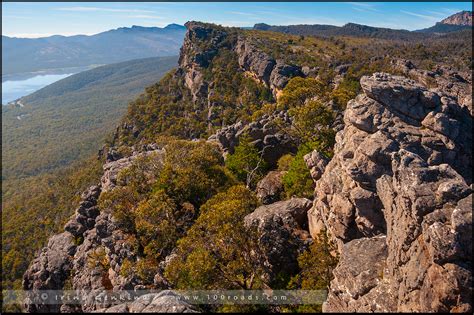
[225,134,267,189]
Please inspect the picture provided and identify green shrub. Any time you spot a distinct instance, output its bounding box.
[288,100,336,145]
[277,154,294,172]
[164,185,266,290]
[286,230,338,313]
[225,134,267,188]
[277,77,327,109]
[282,144,315,199]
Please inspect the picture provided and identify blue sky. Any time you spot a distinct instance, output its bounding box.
[2,2,471,38]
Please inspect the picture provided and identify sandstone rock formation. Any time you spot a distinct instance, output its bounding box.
[392,58,472,115]
[179,21,227,104]
[245,198,312,284]
[440,10,472,26]
[235,36,303,97]
[208,110,297,166]
[307,72,472,312]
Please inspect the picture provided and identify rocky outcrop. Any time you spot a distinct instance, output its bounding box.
[392,58,473,114]
[179,21,227,104]
[101,147,164,192]
[256,171,286,204]
[303,150,329,182]
[64,185,101,237]
[308,73,472,312]
[244,198,312,284]
[235,36,303,97]
[23,146,165,313]
[440,10,472,26]
[208,110,297,166]
[23,232,77,313]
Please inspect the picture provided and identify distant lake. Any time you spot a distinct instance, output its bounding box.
[2,73,75,105]
[2,65,100,105]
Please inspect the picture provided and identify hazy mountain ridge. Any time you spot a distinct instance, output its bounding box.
[2,24,185,75]
[2,56,178,179]
[254,22,426,40]
[254,11,473,38]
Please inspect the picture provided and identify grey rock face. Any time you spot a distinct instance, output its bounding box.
[256,170,286,204]
[310,73,472,312]
[179,22,227,103]
[324,236,395,313]
[244,198,313,283]
[304,150,329,182]
[208,111,297,167]
[23,232,77,313]
[235,36,303,97]
[391,58,472,115]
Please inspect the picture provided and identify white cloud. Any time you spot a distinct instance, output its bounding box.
[126,15,163,20]
[347,2,379,12]
[400,10,439,21]
[55,6,155,14]
[228,11,257,17]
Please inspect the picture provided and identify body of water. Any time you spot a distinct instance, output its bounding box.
[2,73,75,105]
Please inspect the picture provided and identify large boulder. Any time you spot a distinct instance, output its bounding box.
[256,171,286,204]
[244,198,312,283]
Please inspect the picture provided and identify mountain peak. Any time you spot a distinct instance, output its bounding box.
[440,10,472,26]
[164,23,186,30]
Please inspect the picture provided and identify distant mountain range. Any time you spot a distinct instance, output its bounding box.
[253,11,472,40]
[2,24,186,75]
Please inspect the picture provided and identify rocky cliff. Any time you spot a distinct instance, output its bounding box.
[307,72,472,312]
[21,21,472,313]
[441,10,472,26]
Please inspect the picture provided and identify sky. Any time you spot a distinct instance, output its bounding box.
[2,2,472,38]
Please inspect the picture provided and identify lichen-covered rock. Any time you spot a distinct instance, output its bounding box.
[244,198,312,283]
[256,171,285,204]
[208,110,297,166]
[323,236,395,313]
[310,73,472,312]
